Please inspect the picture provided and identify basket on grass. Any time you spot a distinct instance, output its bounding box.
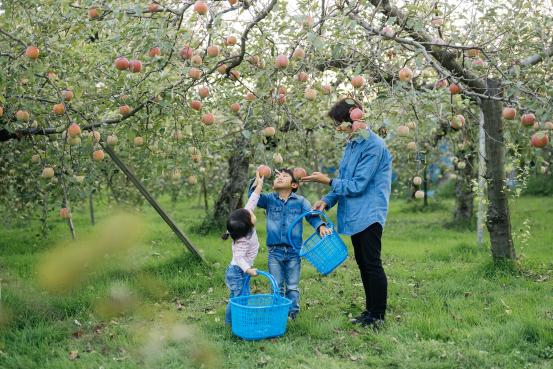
[230,270,292,340]
[287,210,348,276]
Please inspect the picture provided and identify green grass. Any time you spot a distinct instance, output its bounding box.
[1,196,552,369]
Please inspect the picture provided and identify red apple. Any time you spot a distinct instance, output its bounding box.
[187,175,198,185]
[450,114,465,129]
[194,1,208,15]
[304,88,317,100]
[531,132,549,148]
[93,150,105,161]
[134,136,144,146]
[67,123,81,138]
[262,127,276,137]
[257,165,272,177]
[466,48,480,57]
[191,55,203,66]
[293,167,307,180]
[148,3,160,12]
[128,59,142,73]
[407,141,417,151]
[148,47,161,57]
[114,57,129,70]
[201,113,215,125]
[25,46,40,59]
[382,26,395,37]
[16,110,30,122]
[207,45,220,57]
[188,67,202,80]
[229,70,241,80]
[119,105,131,116]
[396,125,410,136]
[217,64,227,74]
[52,103,65,116]
[198,86,209,98]
[297,72,309,82]
[230,102,241,112]
[180,46,194,59]
[292,48,305,59]
[107,135,118,146]
[228,0,237,5]
[59,207,71,219]
[399,67,413,82]
[225,35,237,46]
[303,15,314,28]
[351,75,365,88]
[88,7,100,19]
[190,100,202,111]
[62,89,74,101]
[321,84,332,94]
[502,107,517,120]
[449,83,461,94]
[350,108,364,121]
[521,113,536,127]
[245,92,256,101]
[275,54,289,69]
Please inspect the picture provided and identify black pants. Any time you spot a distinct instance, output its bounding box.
[351,222,387,319]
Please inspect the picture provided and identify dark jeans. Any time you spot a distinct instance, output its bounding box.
[351,222,387,319]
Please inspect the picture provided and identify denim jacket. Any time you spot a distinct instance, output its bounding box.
[248,186,323,248]
[322,128,392,236]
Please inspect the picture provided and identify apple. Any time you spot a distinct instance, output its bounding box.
[188,67,202,80]
[382,26,395,37]
[190,100,202,111]
[52,103,65,115]
[257,165,272,177]
[25,46,39,59]
[297,72,309,82]
[273,153,283,164]
[62,89,74,101]
[521,113,536,127]
[412,176,422,186]
[457,161,466,169]
[399,67,413,82]
[207,45,220,57]
[16,110,30,122]
[119,105,131,116]
[187,175,198,185]
[60,207,71,219]
[92,131,101,143]
[114,57,129,70]
[148,3,160,12]
[194,1,208,15]
[148,47,161,57]
[230,102,241,112]
[533,122,540,130]
[397,125,410,136]
[502,107,516,120]
[229,70,241,80]
[449,83,461,94]
[263,127,276,137]
[245,92,257,101]
[350,108,364,121]
[472,59,487,69]
[450,114,465,129]
[180,46,194,59]
[322,84,332,94]
[304,88,317,100]
[303,15,314,28]
[32,154,40,163]
[198,86,209,98]
[47,71,58,80]
[134,136,144,146]
[407,141,417,151]
[544,121,553,130]
[275,54,289,69]
[201,113,215,125]
[293,167,307,180]
[414,190,425,199]
[42,167,55,178]
[68,136,81,146]
[531,132,549,148]
[191,55,203,66]
[466,48,480,57]
[249,55,260,66]
[276,94,286,105]
[228,0,237,5]
[431,16,444,27]
[88,7,100,19]
[351,75,365,88]
[292,48,305,59]
[217,64,227,74]
[128,59,142,73]
[225,35,237,46]
[406,121,417,130]
[68,123,81,137]
[93,150,105,161]
[107,134,118,146]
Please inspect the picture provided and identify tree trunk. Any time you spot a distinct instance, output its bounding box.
[423,164,428,207]
[453,152,475,224]
[202,132,251,231]
[480,79,516,259]
[477,108,487,245]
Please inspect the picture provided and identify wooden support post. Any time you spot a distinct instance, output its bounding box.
[89,189,96,226]
[101,143,205,262]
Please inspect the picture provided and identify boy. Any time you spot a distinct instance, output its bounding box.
[249,168,331,319]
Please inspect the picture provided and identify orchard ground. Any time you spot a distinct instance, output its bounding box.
[1,196,552,369]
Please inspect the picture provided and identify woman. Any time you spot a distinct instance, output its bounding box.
[301,97,392,329]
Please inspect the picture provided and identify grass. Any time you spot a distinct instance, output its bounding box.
[0,195,552,369]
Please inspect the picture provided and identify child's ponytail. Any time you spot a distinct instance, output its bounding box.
[222,231,230,240]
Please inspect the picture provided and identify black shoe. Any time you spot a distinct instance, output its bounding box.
[359,315,385,330]
[288,312,298,321]
[350,310,371,324]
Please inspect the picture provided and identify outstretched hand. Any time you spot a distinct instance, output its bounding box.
[300,172,331,185]
[313,200,328,211]
[254,170,264,194]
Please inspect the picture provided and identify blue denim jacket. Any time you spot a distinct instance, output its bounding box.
[248,186,324,248]
[322,128,392,236]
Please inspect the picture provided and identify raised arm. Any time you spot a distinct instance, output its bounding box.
[248,172,268,209]
[245,171,265,211]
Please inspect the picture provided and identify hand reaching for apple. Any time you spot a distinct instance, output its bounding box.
[300,172,331,185]
[313,200,328,211]
[253,170,264,194]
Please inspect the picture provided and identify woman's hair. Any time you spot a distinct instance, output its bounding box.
[327,97,363,124]
[222,208,254,240]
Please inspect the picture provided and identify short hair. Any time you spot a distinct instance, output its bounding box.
[277,168,299,193]
[222,208,253,240]
[327,97,363,124]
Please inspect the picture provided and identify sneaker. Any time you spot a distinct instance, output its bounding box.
[288,312,298,321]
[350,310,371,324]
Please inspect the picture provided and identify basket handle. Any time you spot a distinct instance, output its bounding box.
[240,270,280,296]
[286,210,335,249]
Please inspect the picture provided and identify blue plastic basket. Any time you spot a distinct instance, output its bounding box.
[287,210,348,276]
[230,270,292,340]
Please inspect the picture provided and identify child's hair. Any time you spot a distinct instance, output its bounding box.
[327,97,363,124]
[278,168,299,193]
[222,208,254,240]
